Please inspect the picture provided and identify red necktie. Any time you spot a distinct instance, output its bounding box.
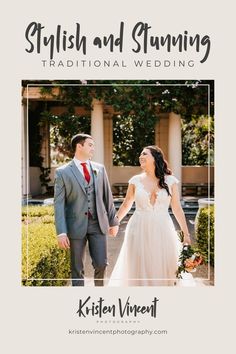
[81,163,91,183]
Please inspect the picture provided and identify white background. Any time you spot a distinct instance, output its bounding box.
[1,0,235,353]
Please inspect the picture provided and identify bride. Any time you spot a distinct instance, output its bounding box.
[108,145,193,286]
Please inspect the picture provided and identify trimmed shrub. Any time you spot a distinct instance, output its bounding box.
[195,206,214,266]
[22,205,54,220]
[22,206,71,286]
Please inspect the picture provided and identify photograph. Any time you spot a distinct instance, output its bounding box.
[21,80,214,287]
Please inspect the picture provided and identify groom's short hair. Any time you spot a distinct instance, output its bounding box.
[71,133,93,152]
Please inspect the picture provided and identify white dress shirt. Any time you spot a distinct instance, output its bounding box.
[73,157,92,176]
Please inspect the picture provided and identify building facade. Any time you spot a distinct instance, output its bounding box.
[22,87,214,199]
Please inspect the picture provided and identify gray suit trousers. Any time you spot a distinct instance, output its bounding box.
[70,218,108,286]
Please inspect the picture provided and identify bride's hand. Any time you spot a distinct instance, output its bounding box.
[183,234,191,245]
[108,225,119,237]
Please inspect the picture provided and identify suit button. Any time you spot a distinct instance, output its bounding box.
[85,212,88,215]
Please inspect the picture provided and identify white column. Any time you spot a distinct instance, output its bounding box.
[91,98,104,164]
[168,112,182,197]
[21,102,29,199]
[40,121,50,168]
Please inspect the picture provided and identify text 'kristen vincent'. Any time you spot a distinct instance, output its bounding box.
[76,296,159,318]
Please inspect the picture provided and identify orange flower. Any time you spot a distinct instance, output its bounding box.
[184,258,197,272]
[184,259,195,268]
[194,256,203,266]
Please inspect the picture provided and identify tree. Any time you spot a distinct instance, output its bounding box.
[182,115,214,165]
[22,79,214,167]
[113,114,156,166]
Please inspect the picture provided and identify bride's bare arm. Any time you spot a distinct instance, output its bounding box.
[170,183,191,244]
[116,184,135,222]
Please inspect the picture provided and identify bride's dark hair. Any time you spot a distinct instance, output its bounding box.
[145,145,172,196]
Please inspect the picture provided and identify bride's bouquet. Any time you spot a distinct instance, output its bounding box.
[176,231,203,279]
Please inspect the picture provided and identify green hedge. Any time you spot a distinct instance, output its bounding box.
[22,205,71,286]
[195,205,214,266]
[22,205,54,218]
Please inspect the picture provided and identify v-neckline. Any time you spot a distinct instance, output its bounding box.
[139,180,162,207]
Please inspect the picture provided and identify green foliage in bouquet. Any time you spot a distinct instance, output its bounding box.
[22,206,70,286]
[176,231,203,278]
[176,243,203,279]
[195,206,214,266]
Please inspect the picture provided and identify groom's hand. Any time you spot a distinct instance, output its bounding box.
[108,225,119,237]
[57,235,70,249]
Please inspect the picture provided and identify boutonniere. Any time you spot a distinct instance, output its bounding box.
[93,168,99,177]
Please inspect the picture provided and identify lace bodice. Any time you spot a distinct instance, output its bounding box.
[129,174,179,212]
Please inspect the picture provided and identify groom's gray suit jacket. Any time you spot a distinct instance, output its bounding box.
[54,160,118,239]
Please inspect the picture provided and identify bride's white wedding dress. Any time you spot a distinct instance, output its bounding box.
[108,174,196,286]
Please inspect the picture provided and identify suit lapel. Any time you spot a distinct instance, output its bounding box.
[69,161,87,195]
[89,162,98,195]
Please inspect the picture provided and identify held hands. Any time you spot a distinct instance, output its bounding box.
[108,225,119,237]
[57,235,70,249]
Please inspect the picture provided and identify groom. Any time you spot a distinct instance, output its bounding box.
[54,133,119,286]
